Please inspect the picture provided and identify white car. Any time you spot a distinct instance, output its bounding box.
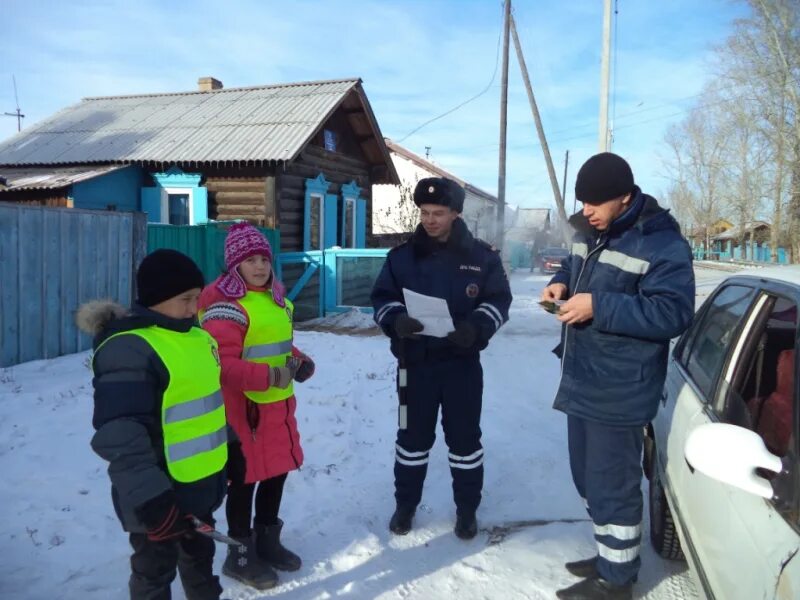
[646,266,800,600]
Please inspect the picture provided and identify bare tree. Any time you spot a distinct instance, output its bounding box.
[374,182,420,234]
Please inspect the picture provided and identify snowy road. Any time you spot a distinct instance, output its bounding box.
[0,271,700,599]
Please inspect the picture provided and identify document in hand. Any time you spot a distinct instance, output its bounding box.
[402,288,455,338]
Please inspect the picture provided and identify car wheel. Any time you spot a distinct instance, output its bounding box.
[649,449,685,560]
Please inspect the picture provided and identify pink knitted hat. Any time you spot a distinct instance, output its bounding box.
[216,222,285,306]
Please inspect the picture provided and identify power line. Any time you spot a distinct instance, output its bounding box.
[397,2,505,143]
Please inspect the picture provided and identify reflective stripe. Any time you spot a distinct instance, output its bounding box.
[594,522,642,541]
[448,448,484,462]
[167,426,227,462]
[597,249,650,275]
[450,457,484,470]
[597,541,640,563]
[396,444,429,458]
[479,303,504,324]
[572,242,588,258]
[396,456,430,467]
[164,391,223,424]
[242,339,293,360]
[476,307,501,330]
[376,302,404,324]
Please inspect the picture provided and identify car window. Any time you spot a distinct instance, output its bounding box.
[725,296,797,458]
[680,285,757,401]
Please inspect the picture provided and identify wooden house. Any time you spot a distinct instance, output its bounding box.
[0,77,399,254]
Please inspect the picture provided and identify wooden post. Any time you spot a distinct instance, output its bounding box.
[510,15,571,244]
[496,0,511,254]
[264,175,278,230]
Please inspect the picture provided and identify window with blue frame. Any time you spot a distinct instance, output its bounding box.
[340,181,366,248]
[140,166,207,225]
[304,174,338,250]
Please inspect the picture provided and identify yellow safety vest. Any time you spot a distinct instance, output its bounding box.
[94,326,227,483]
[238,291,295,404]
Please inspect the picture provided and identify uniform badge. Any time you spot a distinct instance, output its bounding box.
[466,283,480,298]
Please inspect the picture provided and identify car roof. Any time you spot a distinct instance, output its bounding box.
[727,265,800,287]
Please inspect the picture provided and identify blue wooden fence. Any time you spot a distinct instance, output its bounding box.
[0,202,147,367]
[276,248,388,319]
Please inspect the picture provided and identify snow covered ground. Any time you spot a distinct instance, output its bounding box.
[0,271,699,599]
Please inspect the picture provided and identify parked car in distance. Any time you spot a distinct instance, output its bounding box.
[646,266,800,600]
[535,247,569,274]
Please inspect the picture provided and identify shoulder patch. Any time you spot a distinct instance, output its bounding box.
[200,302,247,327]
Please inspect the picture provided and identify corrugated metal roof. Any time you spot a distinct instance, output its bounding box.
[0,164,127,191]
[0,79,361,166]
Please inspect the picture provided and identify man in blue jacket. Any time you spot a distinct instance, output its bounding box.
[542,153,695,600]
[371,177,512,540]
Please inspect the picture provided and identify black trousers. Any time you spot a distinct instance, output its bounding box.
[225,441,288,538]
[128,514,221,600]
[394,357,484,515]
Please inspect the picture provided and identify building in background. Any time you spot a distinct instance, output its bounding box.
[372,139,498,246]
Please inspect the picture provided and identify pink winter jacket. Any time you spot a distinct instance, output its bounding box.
[199,277,304,483]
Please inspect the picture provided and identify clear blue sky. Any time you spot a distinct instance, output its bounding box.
[1,0,747,211]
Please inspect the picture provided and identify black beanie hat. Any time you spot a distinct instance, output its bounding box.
[413,177,465,213]
[136,249,205,308]
[575,152,635,204]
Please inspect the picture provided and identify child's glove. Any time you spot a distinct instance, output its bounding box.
[294,354,315,383]
[136,491,192,542]
[269,366,294,389]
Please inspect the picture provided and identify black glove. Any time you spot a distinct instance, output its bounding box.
[136,490,193,542]
[394,314,424,339]
[447,321,477,349]
[294,354,315,383]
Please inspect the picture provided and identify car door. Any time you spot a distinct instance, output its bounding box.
[706,284,800,600]
[662,283,761,596]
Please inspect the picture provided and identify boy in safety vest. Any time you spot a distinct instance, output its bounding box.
[198,222,314,590]
[78,249,227,600]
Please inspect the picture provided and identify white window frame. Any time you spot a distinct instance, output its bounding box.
[160,187,194,225]
[309,192,325,251]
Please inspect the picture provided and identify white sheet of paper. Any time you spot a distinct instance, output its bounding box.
[402,288,455,338]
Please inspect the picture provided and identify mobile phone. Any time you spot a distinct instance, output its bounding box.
[538,300,565,314]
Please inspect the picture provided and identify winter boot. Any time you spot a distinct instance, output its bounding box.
[389,505,415,536]
[255,519,302,572]
[555,575,633,600]
[221,535,278,591]
[454,512,478,540]
[565,556,598,578]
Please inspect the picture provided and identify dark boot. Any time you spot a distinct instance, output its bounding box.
[221,535,278,591]
[454,512,478,540]
[556,575,633,600]
[255,519,302,572]
[565,556,598,578]
[389,505,415,535]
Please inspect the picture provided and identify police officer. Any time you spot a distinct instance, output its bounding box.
[542,153,695,599]
[371,177,512,540]
[78,249,227,600]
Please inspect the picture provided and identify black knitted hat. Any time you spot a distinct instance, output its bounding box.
[136,249,205,307]
[575,152,635,204]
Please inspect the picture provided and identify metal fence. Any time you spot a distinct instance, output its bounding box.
[147,221,281,285]
[0,202,147,367]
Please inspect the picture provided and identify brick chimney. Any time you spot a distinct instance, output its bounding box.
[198,77,223,92]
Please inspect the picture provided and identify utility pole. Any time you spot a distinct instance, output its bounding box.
[495,0,511,253]
[562,150,570,214]
[598,0,612,151]
[510,15,571,243]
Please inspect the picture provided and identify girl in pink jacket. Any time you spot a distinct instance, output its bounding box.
[198,223,314,590]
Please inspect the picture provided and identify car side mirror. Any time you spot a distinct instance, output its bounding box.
[684,423,782,499]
